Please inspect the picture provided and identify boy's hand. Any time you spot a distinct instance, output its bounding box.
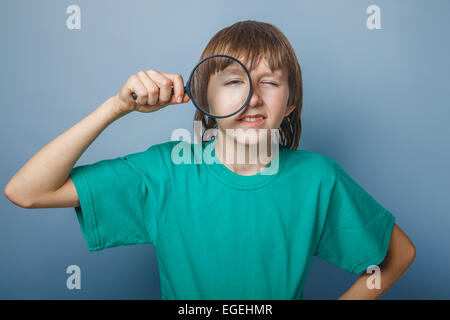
[113,69,190,115]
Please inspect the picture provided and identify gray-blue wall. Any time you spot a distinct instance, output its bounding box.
[1,0,448,299]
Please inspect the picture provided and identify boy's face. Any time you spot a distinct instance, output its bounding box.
[213,57,295,145]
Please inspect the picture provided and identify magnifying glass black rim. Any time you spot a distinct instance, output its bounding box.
[185,54,253,119]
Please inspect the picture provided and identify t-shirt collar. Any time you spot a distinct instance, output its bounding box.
[198,139,286,190]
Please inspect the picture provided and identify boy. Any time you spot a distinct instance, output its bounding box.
[4,20,415,300]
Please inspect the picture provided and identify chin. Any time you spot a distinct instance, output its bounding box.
[232,127,270,146]
[235,134,260,146]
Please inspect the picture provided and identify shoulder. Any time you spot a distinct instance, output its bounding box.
[118,140,181,171]
[145,140,197,163]
[144,140,181,158]
[281,147,338,182]
[140,140,201,169]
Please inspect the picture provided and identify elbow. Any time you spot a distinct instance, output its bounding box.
[408,241,416,264]
[3,183,15,203]
[394,224,416,266]
[4,183,33,209]
[401,240,416,269]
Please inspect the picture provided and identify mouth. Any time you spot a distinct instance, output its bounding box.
[236,114,266,127]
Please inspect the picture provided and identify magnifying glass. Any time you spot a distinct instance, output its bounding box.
[131,54,253,119]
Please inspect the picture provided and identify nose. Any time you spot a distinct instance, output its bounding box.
[233,80,262,119]
[246,81,262,108]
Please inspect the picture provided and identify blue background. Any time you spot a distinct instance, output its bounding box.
[1,0,448,299]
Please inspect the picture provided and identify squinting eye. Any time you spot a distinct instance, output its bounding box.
[225,80,243,85]
[263,82,278,86]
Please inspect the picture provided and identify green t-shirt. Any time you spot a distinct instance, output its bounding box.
[70,139,396,300]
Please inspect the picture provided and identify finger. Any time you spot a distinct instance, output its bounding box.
[137,70,160,106]
[161,72,185,104]
[128,75,149,106]
[146,69,172,105]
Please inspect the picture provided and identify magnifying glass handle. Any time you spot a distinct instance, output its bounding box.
[132,87,187,100]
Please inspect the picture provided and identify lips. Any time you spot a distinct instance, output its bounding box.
[237,114,266,121]
[236,114,266,127]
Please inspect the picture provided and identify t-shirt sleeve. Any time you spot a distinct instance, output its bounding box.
[69,146,162,252]
[313,160,396,274]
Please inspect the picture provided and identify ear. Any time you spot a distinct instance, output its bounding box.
[284,105,296,117]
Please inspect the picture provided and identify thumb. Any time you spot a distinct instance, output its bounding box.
[182,93,190,103]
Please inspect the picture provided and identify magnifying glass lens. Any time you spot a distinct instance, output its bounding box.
[189,56,251,118]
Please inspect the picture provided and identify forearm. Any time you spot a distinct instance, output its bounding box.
[337,224,416,300]
[337,260,409,300]
[4,95,128,206]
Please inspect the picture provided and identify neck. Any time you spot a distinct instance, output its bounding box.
[214,128,275,176]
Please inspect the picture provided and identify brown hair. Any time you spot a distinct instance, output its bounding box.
[193,20,303,150]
